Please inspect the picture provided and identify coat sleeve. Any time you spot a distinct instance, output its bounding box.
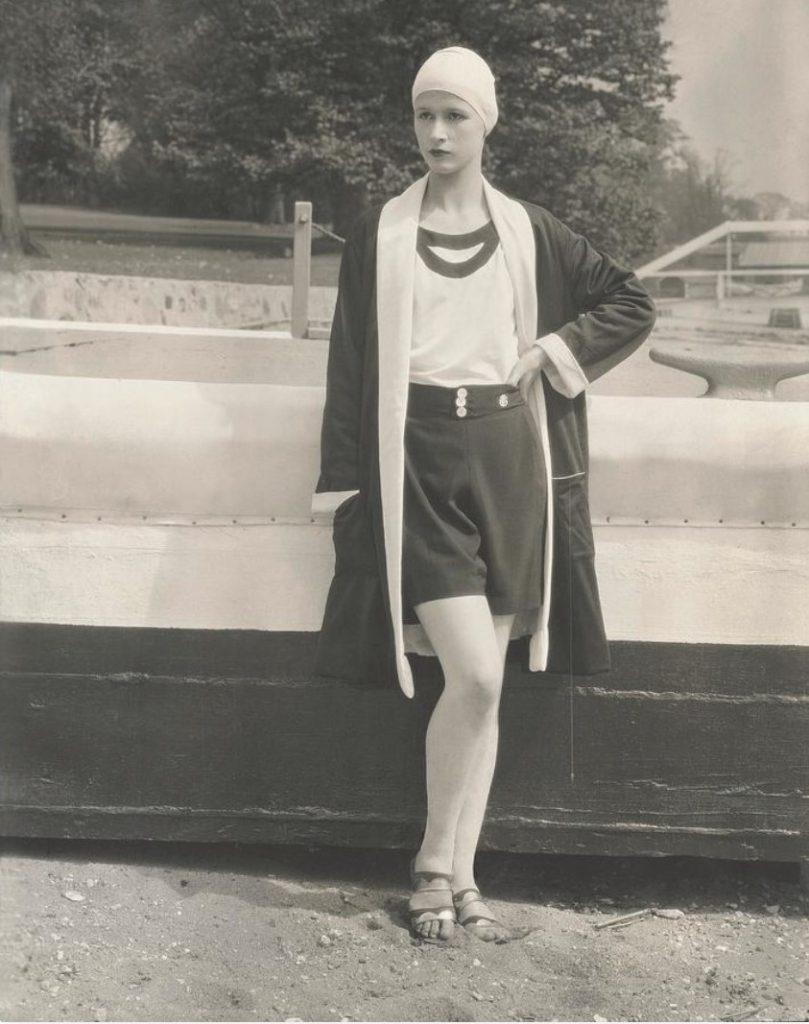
[312,224,367,512]
[535,219,657,399]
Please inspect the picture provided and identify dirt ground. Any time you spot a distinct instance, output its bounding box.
[1,840,807,1023]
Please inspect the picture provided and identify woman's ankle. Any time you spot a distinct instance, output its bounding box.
[450,855,477,892]
[414,843,454,876]
[451,872,477,892]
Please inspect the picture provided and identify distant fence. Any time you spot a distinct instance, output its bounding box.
[21,202,298,254]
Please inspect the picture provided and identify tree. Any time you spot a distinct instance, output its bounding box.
[750,192,797,220]
[0,0,143,253]
[645,141,793,251]
[0,77,33,254]
[289,0,677,258]
[4,0,677,261]
[115,0,675,258]
[0,0,49,255]
[459,0,677,261]
[649,145,725,247]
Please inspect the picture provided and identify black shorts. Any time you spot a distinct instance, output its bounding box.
[402,381,546,625]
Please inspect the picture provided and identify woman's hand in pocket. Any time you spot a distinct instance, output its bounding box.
[506,344,550,402]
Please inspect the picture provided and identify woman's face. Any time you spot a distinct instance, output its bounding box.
[413,90,486,175]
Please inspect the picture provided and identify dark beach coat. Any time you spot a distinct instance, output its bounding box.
[312,174,656,698]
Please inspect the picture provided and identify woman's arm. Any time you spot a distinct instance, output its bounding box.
[533,220,657,399]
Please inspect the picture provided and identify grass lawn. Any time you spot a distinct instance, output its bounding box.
[0,233,342,287]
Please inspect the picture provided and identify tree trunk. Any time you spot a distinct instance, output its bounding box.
[264,188,286,224]
[0,77,47,257]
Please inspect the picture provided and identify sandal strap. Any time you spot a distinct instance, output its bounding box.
[409,882,454,915]
[410,856,453,884]
[452,887,481,904]
[412,869,454,883]
[453,889,498,926]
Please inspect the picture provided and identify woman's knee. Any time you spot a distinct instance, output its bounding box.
[414,596,505,711]
[446,657,504,714]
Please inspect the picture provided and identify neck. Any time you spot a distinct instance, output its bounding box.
[422,162,486,219]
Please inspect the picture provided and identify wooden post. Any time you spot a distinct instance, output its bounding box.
[725,231,733,303]
[291,201,312,339]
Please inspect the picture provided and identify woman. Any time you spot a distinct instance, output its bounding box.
[312,47,656,943]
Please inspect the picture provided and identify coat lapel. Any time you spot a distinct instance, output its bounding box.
[376,174,428,698]
[483,180,555,671]
[377,174,554,697]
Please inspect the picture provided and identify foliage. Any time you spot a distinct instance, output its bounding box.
[115,0,675,259]
[645,138,809,258]
[647,140,738,248]
[3,0,679,261]
[0,0,141,205]
[463,0,677,261]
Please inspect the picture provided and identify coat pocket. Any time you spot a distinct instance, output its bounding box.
[553,474,595,559]
[332,492,379,576]
[332,491,360,521]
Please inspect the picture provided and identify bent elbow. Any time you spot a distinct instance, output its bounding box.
[633,276,658,334]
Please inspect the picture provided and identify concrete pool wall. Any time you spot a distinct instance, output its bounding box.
[1,328,808,865]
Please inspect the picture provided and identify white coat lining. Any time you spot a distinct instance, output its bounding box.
[377,175,558,698]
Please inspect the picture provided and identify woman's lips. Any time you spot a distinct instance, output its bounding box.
[430,149,450,157]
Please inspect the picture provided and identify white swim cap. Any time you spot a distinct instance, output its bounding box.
[411,46,498,135]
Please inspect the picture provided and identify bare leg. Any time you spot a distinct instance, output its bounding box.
[447,613,515,941]
[410,595,506,940]
[451,612,515,890]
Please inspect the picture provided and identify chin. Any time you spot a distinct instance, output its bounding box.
[427,156,463,174]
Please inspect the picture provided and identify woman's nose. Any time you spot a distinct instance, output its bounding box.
[430,119,447,142]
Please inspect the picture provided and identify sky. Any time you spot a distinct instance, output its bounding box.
[663,0,809,203]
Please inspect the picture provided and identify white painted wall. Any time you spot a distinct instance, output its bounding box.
[0,374,322,517]
[1,369,807,646]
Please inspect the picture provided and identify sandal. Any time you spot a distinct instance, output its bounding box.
[453,886,511,943]
[408,857,456,943]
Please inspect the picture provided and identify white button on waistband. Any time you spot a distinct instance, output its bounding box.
[456,406,468,418]
[456,387,468,398]
[455,395,467,406]
[498,394,509,407]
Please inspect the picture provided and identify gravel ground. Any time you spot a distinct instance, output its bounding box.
[2,840,807,1023]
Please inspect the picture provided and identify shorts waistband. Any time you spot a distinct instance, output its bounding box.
[407,381,524,420]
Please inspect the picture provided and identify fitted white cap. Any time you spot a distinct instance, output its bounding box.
[411,46,498,135]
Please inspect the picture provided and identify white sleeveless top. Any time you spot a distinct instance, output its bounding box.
[409,219,520,386]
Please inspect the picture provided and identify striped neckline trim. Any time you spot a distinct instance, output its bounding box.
[417,219,499,278]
